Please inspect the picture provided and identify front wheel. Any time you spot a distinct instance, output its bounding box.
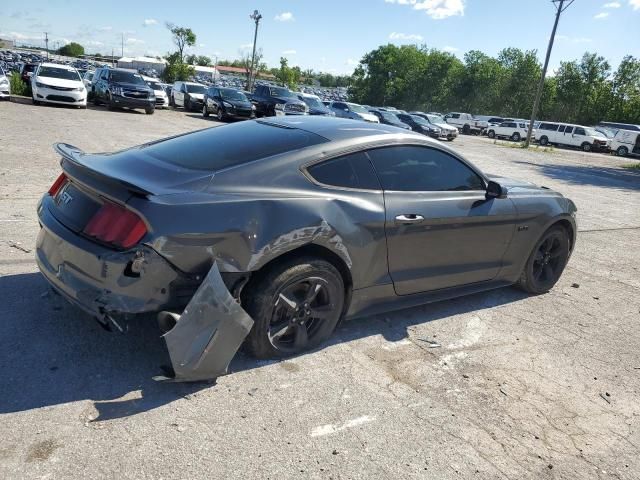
[517,226,570,295]
[487,130,495,139]
[539,136,549,146]
[216,106,225,121]
[202,104,209,117]
[581,142,592,152]
[617,146,629,156]
[243,257,345,359]
[511,132,521,142]
[145,106,155,115]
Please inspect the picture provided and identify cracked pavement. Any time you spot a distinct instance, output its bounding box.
[0,101,639,479]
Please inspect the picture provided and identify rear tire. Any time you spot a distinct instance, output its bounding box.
[488,130,495,139]
[539,135,549,146]
[145,106,154,115]
[617,146,629,156]
[462,124,471,135]
[517,226,570,295]
[243,257,345,359]
[511,132,521,142]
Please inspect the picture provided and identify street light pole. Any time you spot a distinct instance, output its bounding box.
[248,9,262,92]
[213,54,218,85]
[525,0,574,147]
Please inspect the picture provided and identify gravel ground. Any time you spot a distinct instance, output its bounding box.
[1,100,639,480]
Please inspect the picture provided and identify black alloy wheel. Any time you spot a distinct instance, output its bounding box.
[216,106,224,121]
[518,226,570,294]
[243,257,345,358]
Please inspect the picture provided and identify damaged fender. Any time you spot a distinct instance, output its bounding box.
[158,262,254,382]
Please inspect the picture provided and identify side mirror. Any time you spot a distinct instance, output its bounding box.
[486,180,507,200]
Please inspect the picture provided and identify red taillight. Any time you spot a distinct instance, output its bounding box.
[83,201,147,249]
[48,173,68,196]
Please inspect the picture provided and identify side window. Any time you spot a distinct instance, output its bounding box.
[451,113,460,119]
[508,122,517,128]
[564,126,574,134]
[499,122,508,127]
[307,152,380,190]
[558,125,566,133]
[334,102,346,110]
[540,123,558,131]
[574,127,585,136]
[367,146,485,192]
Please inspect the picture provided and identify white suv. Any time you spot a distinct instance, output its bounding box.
[487,121,534,142]
[143,76,169,108]
[537,122,610,152]
[31,63,87,108]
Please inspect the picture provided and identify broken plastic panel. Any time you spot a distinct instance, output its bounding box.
[157,262,254,382]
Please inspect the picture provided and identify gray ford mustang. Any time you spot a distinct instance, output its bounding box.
[36,117,577,381]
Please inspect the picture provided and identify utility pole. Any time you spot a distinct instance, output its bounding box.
[248,9,262,92]
[525,0,574,147]
[44,32,49,59]
[121,33,124,58]
[213,54,218,85]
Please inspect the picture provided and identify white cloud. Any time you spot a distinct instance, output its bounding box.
[603,2,621,7]
[126,37,145,45]
[98,26,112,32]
[385,0,465,19]
[282,49,297,55]
[239,43,253,50]
[442,45,459,52]
[594,11,610,18]
[275,12,294,22]
[389,32,424,41]
[143,19,158,26]
[630,0,640,10]
[86,40,104,47]
[198,43,206,47]
[346,58,358,66]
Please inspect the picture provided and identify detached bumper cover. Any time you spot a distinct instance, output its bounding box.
[159,263,254,382]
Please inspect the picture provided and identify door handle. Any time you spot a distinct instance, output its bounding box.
[395,214,424,224]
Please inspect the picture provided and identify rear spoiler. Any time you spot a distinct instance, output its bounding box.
[54,143,153,197]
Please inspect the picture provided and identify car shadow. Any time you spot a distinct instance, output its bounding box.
[0,271,526,420]
[514,160,640,190]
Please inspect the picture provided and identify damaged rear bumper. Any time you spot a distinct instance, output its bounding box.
[36,207,254,382]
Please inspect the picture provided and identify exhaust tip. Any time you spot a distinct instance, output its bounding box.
[157,311,180,334]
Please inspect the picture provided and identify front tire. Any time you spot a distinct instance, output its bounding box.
[517,226,570,295]
[243,257,345,359]
[617,146,629,157]
[511,132,521,142]
[202,104,209,117]
[216,106,225,121]
[487,130,495,139]
[145,106,154,115]
[581,142,592,152]
[539,135,549,146]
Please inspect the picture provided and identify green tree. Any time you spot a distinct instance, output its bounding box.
[58,42,85,57]
[162,52,195,83]
[166,23,196,63]
[186,54,211,66]
[276,57,298,89]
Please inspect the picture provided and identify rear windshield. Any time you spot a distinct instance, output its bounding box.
[141,121,329,171]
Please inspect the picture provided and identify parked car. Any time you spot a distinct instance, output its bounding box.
[329,101,379,123]
[170,81,206,111]
[396,113,441,138]
[92,67,155,114]
[297,92,335,116]
[536,122,610,152]
[203,86,255,121]
[251,84,308,117]
[143,76,169,108]
[82,71,94,96]
[31,63,87,108]
[35,116,576,381]
[444,112,488,135]
[487,121,535,142]
[20,62,39,83]
[0,65,10,100]
[475,116,508,129]
[411,112,458,141]
[368,109,411,130]
[610,129,640,157]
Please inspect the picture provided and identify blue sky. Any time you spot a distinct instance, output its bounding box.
[1,0,638,74]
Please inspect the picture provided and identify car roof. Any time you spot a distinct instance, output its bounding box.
[257,116,420,142]
[38,62,76,70]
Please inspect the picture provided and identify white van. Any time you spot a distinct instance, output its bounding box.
[611,130,640,157]
[487,121,535,141]
[537,122,610,152]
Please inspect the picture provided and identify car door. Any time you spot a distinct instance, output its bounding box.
[366,145,517,295]
[567,126,582,146]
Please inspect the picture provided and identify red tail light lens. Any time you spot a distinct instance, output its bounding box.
[83,201,147,249]
[48,173,68,196]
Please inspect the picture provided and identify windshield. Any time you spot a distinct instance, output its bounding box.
[147,81,163,90]
[410,115,429,125]
[596,127,617,138]
[301,96,324,108]
[220,88,248,102]
[381,112,401,122]
[110,71,146,85]
[426,114,444,124]
[38,66,80,81]
[347,103,368,114]
[186,84,206,94]
[269,87,296,98]
[584,127,603,137]
[85,71,93,80]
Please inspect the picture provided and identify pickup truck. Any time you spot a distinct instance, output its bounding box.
[250,84,308,117]
[443,112,488,135]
